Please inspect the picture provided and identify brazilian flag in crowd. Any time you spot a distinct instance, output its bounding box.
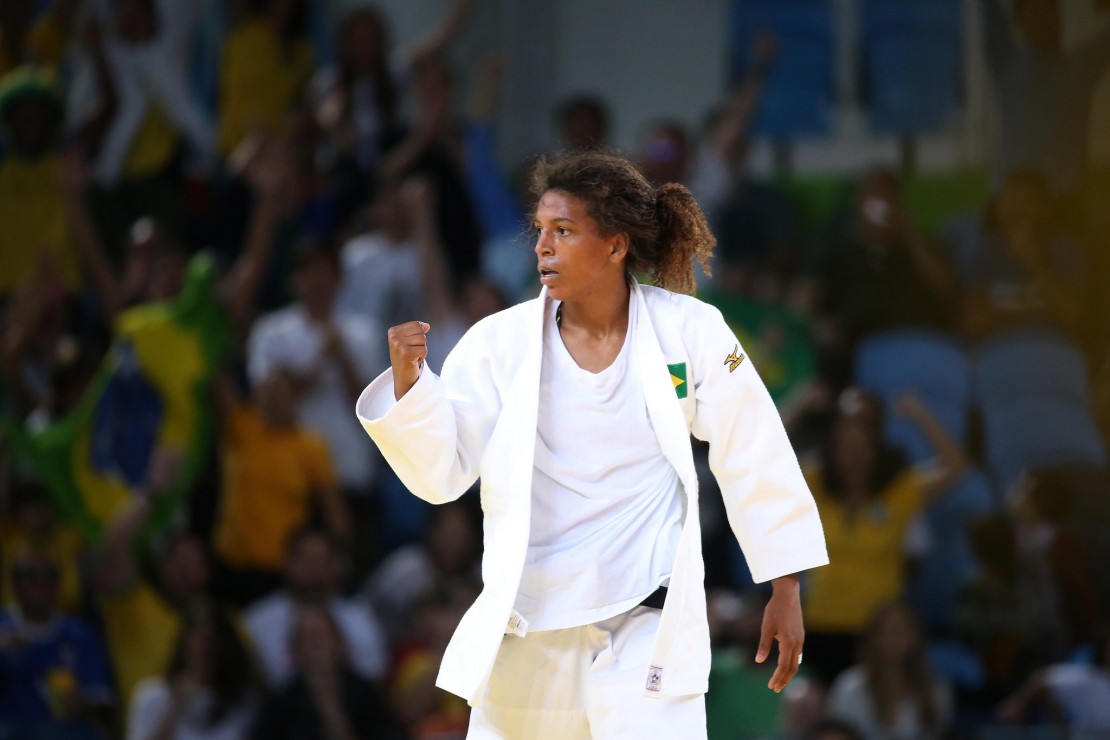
[3,255,230,540]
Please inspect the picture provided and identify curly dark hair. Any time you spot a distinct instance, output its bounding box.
[529,151,715,294]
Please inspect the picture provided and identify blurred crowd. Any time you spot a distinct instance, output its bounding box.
[0,0,1108,738]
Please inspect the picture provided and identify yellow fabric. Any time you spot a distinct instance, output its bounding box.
[99,581,180,709]
[0,522,85,615]
[122,105,178,178]
[214,405,335,570]
[24,12,69,71]
[803,466,927,633]
[0,154,80,294]
[217,19,313,155]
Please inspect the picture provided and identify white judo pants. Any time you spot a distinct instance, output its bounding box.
[467,605,707,739]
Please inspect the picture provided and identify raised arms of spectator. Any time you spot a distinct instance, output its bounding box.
[407,0,477,66]
[895,392,970,497]
[221,135,296,330]
[714,29,778,166]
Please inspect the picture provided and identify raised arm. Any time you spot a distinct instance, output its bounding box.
[894,392,970,496]
[220,135,294,330]
[407,0,477,66]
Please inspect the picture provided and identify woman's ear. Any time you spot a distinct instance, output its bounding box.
[609,232,630,264]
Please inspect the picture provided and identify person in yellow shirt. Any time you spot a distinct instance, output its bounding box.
[218,0,314,156]
[801,388,969,686]
[0,66,81,295]
[213,367,351,603]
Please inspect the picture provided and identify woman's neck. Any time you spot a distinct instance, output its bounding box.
[558,281,631,340]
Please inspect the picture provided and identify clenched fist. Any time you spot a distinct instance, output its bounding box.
[389,321,430,400]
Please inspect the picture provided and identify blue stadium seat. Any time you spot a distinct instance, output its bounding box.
[855,330,971,461]
[861,0,963,134]
[973,328,1092,407]
[981,397,1107,491]
[731,0,835,136]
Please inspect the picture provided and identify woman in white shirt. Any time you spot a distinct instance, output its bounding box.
[127,606,257,740]
[360,150,828,738]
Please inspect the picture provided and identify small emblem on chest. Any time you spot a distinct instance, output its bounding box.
[667,363,687,399]
[724,344,745,373]
[646,665,664,692]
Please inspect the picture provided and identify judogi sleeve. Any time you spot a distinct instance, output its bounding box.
[686,301,828,582]
[355,324,501,504]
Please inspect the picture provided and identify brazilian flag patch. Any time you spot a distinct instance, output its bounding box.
[668,362,688,399]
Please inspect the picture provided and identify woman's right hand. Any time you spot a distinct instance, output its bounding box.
[388,321,431,400]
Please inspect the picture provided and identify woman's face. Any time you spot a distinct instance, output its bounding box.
[533,190,627,303]
[831,416,878,474]
[343,14,384,73]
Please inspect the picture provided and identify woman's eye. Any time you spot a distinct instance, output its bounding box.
[556,227,570,236]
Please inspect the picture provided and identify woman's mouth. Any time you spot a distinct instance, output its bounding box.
[539,268,558,283]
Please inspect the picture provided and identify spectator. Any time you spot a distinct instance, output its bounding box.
[554,94,610,152]
[951,170,1085,342]
[251,604,401,740]
[360,500,480,643]
[0,0,79,75]
[0,550,114,739]
[816,167,958,351]
[983,0,1110,195]
[212,366,350,605]
[996,627,1110,733]
[0,481,85,616]
[0,66,81,296]
[311,0,475,221]
[380,51,483,280]
[1011,470,1103,655]
[92,448,218,714]
[218,0,314,156]
[247,237,382,502]
[387,580,478,739]
[127,605,258,740]
[336,178,427,343]
[825,601,954,740]
[802,389,968,685]
[69,0,214,186]
[244,529,388,689]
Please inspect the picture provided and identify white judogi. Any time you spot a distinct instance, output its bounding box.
[356,282,828,707]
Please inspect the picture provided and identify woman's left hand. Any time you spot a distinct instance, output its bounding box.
[755,574,805,693]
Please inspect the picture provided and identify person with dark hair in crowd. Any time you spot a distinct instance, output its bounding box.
[555,94,610,152]
[947,169,1086,343]
[983,0,1110,196]
[816,167,958,370]
[251,603,402,740]
[996,625,1110,734]
[356,150,828,737]
[801,388,968,686]
[0,549,115,739]
[825,601,954,740]
[244,528,387,691]
[126,605,258,740]
[217,0,313,156]
[311,0,475,221]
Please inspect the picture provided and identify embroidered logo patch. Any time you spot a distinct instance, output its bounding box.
[724,344,745,373]
[667,363,687,399]
[646,666,663,692]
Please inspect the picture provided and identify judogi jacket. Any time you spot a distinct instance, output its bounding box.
[356,283,828,705]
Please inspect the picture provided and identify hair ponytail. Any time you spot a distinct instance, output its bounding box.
[652,183,715,295]
[530,151,716,294]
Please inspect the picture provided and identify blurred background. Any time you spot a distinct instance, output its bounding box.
[0,0,1109,738]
